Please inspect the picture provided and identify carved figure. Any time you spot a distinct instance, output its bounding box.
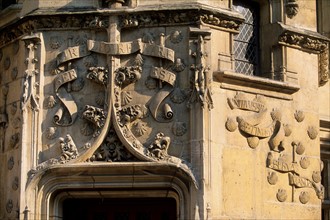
[59,135,79,162]
[148,132,171,160]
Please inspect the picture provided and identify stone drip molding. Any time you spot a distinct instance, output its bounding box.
[277,22,330,86]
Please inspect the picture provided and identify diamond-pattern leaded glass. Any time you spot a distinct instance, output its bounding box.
[233,0,259,75]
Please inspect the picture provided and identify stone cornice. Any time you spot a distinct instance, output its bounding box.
[277,22,329,54]
[0,3,244,48]
[214,70,300,100]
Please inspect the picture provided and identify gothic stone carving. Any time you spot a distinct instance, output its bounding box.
[148,132,171,160]
[82,105,106,128]
[285,0,299,19]
[59,135,79,162]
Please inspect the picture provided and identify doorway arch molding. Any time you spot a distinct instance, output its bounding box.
[26,162,195,220]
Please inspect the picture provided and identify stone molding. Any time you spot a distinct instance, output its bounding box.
[276,22,330,86]
[0,3,244,48]
[214,71,300,100]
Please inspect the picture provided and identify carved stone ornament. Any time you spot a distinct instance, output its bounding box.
[12,177,19,191]
[89,128,134,162]
[170,30,183,44]
[71,78,85,92]
[270,108,282,121]
[46,127,58,140]
[279,32,327,53]
[170,87,187,104]
[114,66,142,87]
[8,156,14,170]
[87,66,108,85]
[50,36,63,49]
[148,132,171,160]
[172,122,187,136]
[267,172,278,185]
[285,0,299,19]
[118,104,148,126]
[82,105,106,128]
[11,67,18,80]
[247,136,259,149]
[80,122,95,136]
[299,191,310,204]
[59,135,79,162]
[4,56,11,70]
[312,171,321,183]
[300,157,310,169]
[172,58,186,72]
[283,124,292,137]
[307,126,318,140]
[44,95,57,109]
[132,121,148,137]
[294,141,305,155]
[9,133,20,149]
[319,48,329,86]
[121,91,132,106]
[10,102,17,115]
[6,199,13,213]
[276,189,287,202]
[225,117,238,132]
[294,110,305,122]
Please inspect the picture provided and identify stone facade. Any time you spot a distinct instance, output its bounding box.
[0,0,329,219]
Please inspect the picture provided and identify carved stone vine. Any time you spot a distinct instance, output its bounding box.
[86,66,108,85]
[119,10,243,33]
[82,105,106,128]
[279,32,328,52]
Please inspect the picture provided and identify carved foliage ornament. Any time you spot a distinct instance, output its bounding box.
[279,32,327,52]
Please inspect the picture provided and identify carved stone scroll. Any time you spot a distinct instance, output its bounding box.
[87,39,175,62]
[237,117,275,138]
[54,69,78,126]
[56,45,90,66]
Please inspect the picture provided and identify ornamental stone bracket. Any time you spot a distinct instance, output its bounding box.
[276,22,330,86]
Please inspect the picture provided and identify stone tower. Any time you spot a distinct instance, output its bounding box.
[0,0,329,219]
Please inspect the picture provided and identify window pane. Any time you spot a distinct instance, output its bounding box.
[233,0,259,75]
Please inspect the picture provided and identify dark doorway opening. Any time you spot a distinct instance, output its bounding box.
[63,197,177,220]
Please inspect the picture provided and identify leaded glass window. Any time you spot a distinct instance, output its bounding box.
[233,0,260,75]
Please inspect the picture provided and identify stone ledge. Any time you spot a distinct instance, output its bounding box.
[214,71,300,100]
